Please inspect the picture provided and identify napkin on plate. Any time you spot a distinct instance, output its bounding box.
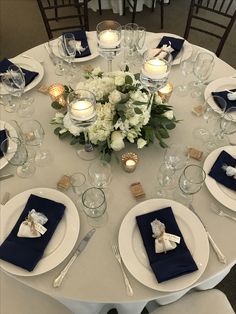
[0,129,8,159]
[0,194,66,271]
[63,30,91,58]
[211,90,236,111]
[208,150,236,191]
[0,58,39,86]
[136,206,198,283]
[157,36,185,60]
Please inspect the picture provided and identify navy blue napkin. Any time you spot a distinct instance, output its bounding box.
[136,207,198,283]
[0,130,8,159]
[63,30,91,58]
[212,90,236,111]
[0,58,39,86]
[208,150,236,191]
[0,194,66,271]
[157,36,185,60]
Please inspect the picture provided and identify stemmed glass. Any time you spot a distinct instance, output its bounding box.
[1,64,34,117]
[174,164,206,207]
[67,89,97,161]
[58,33,76,81]
[0,136,36,178]
[96,20,122,72]
[140,48,173,99]
[175,55,193,96]
[164,143,189,171]
[47,39,65,76]
[20,119,51,166]
[88,160,112,189]
[191,52,214,98]
[81,187,108,227]
[155,163,177,198]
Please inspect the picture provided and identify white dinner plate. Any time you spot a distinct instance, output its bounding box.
[0,120,18,170]
[203,146,236,211]
[53,32,99,63]
[146,33,193,65]
[0,55,44,95]
[0,188,80,276]
[204,76,236,119]
[118,199,209,292]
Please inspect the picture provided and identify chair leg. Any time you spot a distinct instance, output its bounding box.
[54,0,58,21]
[160,0,164,29]
[152,0,156,12]
[98,0,102,15]
[132,0,137,23]
[123,0,126,16]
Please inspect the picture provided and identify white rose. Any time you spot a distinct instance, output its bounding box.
[137,138,147,149]
[110,131,125,151]
[163,110,174,120]
[109,90,122,104]
[114,75,125,86]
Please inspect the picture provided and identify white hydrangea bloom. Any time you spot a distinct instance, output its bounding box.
[110,131,125,151]
[51,112,65,124]
[108,90,122,104]
[63,113,82,136]
[137,138,147,149]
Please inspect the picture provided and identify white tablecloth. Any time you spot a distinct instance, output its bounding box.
[0,32,236,314]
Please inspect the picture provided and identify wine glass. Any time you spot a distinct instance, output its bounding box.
[0,136,36,178]
[81,187,107,227]
[96,20,122,72]
[47,39,65,76]
[175,55,193,96]
[140,48,173,96]
[155,163,177,198]
[58,33,76,80]
[191,52,214,98]
[20,119,51,166]
[174,164,206,207]
[164,143,189,171]
[2,64,34,117]
[88,160,112,189]
[120,23,138,70]
[67,89,98,161]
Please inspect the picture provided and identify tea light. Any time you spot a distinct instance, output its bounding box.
[143,59,168,79]
[121,152,139,173]
[98,29,120,48]
[158,82,174,102]
[48,84,65,100]
[70,100,96,121]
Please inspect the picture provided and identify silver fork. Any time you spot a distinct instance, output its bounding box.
[112,244,134,296]
[211,204,236,222]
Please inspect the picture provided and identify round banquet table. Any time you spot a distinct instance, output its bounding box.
[0,31,236,314]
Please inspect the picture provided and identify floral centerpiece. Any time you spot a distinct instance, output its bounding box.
[50,67,178,161]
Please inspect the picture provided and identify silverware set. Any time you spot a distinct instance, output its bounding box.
[211,204,236,222]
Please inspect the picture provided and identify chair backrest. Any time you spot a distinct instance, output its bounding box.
[37,0,89,39]
[184,0,236,57]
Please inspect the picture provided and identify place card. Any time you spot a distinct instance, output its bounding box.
[130,182,145,199]
[188,147,203,161]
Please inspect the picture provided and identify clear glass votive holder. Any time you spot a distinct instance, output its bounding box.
[121,152,139,173]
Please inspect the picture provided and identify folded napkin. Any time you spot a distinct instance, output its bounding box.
[208,150,236,191]
[212,90,236,111]
[0,58,39,86]
[136,207,198,283]
[0,194,65,271]
[157,36,185,60]
[63,30,91,58]
[0,129,8,159]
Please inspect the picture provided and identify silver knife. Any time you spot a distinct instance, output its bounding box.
[53,228,96,288]
[0,174,14,181]
[189,204,227,264]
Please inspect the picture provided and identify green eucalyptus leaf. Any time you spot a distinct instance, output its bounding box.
[54,127,62,135]
[158,128,170,139]
[51,101,63,110]
[134,107,142,114]
[125,75,133,85]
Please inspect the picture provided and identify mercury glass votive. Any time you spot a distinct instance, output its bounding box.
[158,82,173,103]
[121,152,139,173]
[48,83,65,100]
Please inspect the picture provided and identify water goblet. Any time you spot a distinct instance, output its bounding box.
[120,23,138,70]
[174,164,206,207]
[155,163,177,198]
[58,33,76,80]
[20,119,51,166]
[140,48,173,96]
[164,143,189,171]
[175,55,193,96]
[191,52,214,98]
[67,89,98,161]
[88,160,112,189]
[47,39,65,76]
[81,187,107,228]
[96,20,122,72]
[1,136,36,178]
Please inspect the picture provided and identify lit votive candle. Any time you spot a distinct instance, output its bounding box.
[143,59,168,80]
[70,100,96,121]
[158,82,174,102]
[121,152,139,173]
[48,84,65,100]
[98,29,120,48]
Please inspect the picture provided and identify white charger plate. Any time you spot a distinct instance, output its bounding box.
[118,199,209,292]
[203,146,236,211]
[146,33,193,65]
[53,32,99,63]
[0,56,44,95]
[0,188,80,276]
[0,120,18,170]
[204,77,236,119]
